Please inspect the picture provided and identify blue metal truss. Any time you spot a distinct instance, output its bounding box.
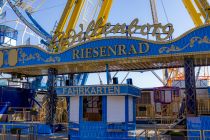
[46,68,57,125]
[184,58,197,116]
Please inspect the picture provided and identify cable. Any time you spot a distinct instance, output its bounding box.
[160,0,169,23]
[121,72,129,84]
[0,19,18,24]
[32,2,66,13]
[97,73,103,85]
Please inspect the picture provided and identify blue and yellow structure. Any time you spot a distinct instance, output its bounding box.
[1,0,210,139]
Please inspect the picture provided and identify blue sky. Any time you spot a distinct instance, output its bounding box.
[109,0,194,37]
[26,0,195,38]
[1,0,203,88]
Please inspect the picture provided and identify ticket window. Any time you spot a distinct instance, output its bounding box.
[83,96,102,121]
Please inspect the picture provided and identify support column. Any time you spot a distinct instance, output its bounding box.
[184,58,197,116]
[125,95,129,125]
[66,97,70,122]
[106,64,110,85]
[79,96,83,122]
[67,74,74,140]
[133,97,136,123]
[46,68,57,125]
[102,96,107,123]
[66,74,74,122]
[69,74,74,86]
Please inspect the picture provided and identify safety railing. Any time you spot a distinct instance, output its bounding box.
[136,129,210,140]
[0,123,68,140]
[197,98,210,115]
[0,123,38,140]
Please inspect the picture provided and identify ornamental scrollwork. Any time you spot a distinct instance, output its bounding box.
[159,36,210,54]
[18,49,61,64]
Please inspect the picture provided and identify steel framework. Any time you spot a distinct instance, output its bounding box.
[184,58,197,116]
[46,68,58,125]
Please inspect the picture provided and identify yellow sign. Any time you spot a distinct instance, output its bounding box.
[51,18,174,49]
[8,49,18,66]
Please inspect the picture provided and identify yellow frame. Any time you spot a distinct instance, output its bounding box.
[182,0,203,26]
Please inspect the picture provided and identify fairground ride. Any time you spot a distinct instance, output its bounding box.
[0,0,210,139]
[2,0,209,87]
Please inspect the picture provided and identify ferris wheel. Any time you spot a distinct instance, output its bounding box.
[0,0,105,48]
[0,0,109,87]
[1,0,210,127]
[0,0,210,88]
[0,0,47,47]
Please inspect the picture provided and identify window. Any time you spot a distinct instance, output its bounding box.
[83,96,102,121]
[138,92,151,104]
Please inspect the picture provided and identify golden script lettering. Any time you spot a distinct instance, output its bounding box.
[51,18,174,50]
[72,43,150,60]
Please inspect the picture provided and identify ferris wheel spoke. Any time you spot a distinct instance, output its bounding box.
[25,11,51,37]
[0,1,7,14]
[7,0,51,41]
[31,0,46,13]
[21,25,27,44]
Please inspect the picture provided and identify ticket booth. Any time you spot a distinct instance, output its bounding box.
[56,84,140,140]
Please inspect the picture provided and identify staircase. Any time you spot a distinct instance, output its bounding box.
[160,98,186,135]
[35,91,48,122]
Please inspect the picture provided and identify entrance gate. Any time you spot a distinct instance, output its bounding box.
[0,24,210,139]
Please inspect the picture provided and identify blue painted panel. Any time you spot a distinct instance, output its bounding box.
[187,116,210,139]
[69,122,136,139]
[187,117,201,139]
[0,25,210,69]
[37,124,52,134]
[56,85,140,97]
[102,96,107,122]
[0,86,34,108]
[0,123,51,134]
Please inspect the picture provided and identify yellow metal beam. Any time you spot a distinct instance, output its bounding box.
[58,0,85,51]
[65,0,85,34]
[97,0,113,26]
[95,0,113,38]
[194,0,207,20]
[55,0,76,33]
[182,0,203,26]
[198,0,209,9]
[196,0,210,22]
[50,0,76,52]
